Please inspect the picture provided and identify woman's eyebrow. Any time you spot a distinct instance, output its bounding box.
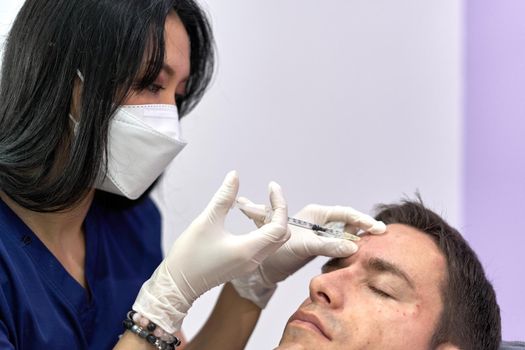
[366,257,415,290]
[161,63,175,77]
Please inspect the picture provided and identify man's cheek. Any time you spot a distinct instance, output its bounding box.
[332,305,385,348]
[356,305,410,348]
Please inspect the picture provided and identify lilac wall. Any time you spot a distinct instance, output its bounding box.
[465,0,525,340]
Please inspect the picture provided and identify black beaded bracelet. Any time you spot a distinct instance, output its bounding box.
[127,310,181,346]
[123,315,180,350]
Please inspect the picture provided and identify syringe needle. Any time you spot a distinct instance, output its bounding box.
[235,199,360,242]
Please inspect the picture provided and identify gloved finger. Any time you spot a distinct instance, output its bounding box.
[243,182,290,252]
[235,223,291,266]
[232,182,290,264]
[343,223,360,235]
[300,233,358,257]
[321,205,386,234]
[267,181,288,229]
[203,170,240,224]
[237,196,266,228]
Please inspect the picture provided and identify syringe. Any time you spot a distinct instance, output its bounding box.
[235,199,360,242]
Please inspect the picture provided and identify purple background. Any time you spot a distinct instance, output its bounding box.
[465,0,525,340]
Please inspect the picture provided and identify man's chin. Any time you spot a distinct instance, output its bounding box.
[277,323,330,350]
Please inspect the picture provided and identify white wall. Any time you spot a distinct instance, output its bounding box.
[0,2,21,27]
[0,1,463,348]
[164,1,463,348]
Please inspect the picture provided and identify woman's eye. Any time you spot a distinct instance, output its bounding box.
[146,83,164,94]
[369,285,393,299]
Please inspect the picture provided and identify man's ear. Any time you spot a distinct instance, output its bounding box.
[435,342,460,350]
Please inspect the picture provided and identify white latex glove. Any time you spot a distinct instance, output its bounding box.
[231,199,386,308]
[133,171,290,334]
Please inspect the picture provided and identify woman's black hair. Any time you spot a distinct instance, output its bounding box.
[0,0,214,212]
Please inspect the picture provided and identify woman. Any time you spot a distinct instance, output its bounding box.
[0,1,385,349]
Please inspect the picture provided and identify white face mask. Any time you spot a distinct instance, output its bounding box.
[98,105,187,199]
[71,71,187,199]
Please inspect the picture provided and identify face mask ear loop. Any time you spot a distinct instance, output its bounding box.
[69,114,79,134]
[69,70,84,133]
[76,69,84,82]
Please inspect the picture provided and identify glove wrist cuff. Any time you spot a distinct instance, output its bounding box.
[133,261,192,334]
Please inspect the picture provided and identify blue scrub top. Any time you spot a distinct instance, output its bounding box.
[0,192,163,349]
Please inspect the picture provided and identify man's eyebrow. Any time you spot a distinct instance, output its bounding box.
[366,257,415,290]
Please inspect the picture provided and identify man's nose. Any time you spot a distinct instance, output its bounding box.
[308,272,344,309]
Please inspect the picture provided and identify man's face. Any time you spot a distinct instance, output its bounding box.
[277,224,447,350]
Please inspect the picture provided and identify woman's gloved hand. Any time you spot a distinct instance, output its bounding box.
[230,199,386,309]
[133,171,290,334]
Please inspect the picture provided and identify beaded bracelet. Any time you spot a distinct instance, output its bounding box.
[123,310,181,349]
[128,311,179,343]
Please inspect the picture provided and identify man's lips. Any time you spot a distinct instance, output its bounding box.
[289,310,331,340]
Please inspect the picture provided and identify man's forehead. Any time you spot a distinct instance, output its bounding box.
[358,223,441,255]
[344,224,447,289]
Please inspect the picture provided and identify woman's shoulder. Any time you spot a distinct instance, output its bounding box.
[0,198,33,261]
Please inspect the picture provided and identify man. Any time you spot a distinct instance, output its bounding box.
[276,199,501,350]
